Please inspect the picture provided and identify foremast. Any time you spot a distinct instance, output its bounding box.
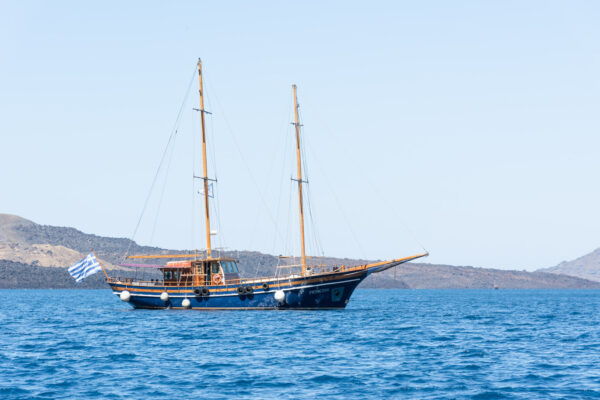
[197,59,212,258]
[292,85,307,275]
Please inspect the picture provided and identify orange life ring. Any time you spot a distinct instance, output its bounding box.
[212,273,223,285]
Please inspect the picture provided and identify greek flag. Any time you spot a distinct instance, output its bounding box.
[199,183,214,198]
[69,253,102,282]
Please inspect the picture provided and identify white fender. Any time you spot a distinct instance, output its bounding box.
[160,291,169,302]
[274,290,285,304]
[181,298,191,308]
[120,290,131,302]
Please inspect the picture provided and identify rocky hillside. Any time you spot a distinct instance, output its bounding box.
[0,260,108,289]
[538,248,600,282]
[1,213,599,289]
[0,214,159,266]
[371,262,600,289]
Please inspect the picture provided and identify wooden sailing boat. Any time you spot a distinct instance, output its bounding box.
[107,59,427,309]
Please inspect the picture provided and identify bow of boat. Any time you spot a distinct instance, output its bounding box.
[363,252,429,275]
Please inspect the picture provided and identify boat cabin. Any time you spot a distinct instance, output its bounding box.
[159,258,240,286]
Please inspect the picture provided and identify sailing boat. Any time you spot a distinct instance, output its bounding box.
[106,59,427,310]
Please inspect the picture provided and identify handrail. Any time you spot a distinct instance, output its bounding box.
[107,253,429,288]
[106,264,363,288]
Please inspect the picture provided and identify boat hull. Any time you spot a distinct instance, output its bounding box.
[109,271,366,310]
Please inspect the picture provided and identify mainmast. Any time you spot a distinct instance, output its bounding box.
[292,85,307,275]
[197,59,212,258]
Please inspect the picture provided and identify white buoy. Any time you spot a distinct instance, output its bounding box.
[160,291,169,302]
[182,298,191,308]
[274,290,285,303]
[120,290,131,302]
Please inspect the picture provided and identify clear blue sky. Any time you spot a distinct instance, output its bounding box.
[1,1,599,270]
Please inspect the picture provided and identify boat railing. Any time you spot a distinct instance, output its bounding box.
[106,263,370,288]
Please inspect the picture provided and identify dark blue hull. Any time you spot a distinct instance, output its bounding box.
[109,272,366,310]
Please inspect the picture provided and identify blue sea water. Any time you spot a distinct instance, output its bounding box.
[1,289,600,399]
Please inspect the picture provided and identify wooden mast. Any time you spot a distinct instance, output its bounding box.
[198,59,212,258]
[292,85,307,275]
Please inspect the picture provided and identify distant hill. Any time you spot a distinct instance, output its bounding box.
[1,213,599,289]
[0,214,160,266]
[538,248,600,282]
[0,260,107,289]
[375,262,600,289]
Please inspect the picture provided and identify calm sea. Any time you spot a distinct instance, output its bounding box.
[1,289,599,399]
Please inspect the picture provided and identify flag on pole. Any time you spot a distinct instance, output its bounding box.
[69,253,102,282]
[198,183,214,198]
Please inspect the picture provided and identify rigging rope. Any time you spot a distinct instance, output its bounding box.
[297,107,325,258]
[271,104,294,255]
[304,100,429,255]
[203,79,288,250]
[302,125,368,260]
[123,65,197,261]
[149,128,179,244]
[247,99,291,256]
[191,89,197,251]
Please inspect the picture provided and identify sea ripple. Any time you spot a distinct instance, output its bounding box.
[1,289,600,399]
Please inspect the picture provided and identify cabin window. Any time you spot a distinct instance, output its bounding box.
[164,271,172,280]
[211,263,220,274]
[220,261,238,273]
[173,271,181,280]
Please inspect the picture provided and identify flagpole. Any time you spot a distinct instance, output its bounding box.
[91,250,110,280]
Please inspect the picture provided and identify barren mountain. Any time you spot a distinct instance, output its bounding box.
[366,262,600,289]
[0,242,91,268]
[0,214,122,270]
[538,248,600,282]
[0,213,599,289]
